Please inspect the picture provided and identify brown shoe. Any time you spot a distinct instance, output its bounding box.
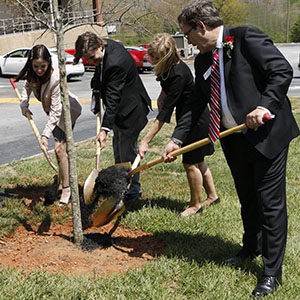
[180,206,203,217]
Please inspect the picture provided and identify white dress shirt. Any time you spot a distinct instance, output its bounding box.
[215,26,273,129]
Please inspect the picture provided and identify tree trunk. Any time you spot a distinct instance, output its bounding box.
[52,0,84,246]
[94,0,104,24]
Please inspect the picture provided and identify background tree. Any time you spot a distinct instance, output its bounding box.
[290,17,300,42]
[215,0,248,25]
[243,0,300,42]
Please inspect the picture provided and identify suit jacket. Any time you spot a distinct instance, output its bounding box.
[20,70,81,138]
[173,25,299,159]
[96,39,151,135]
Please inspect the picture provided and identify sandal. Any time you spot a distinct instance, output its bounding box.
[203,197,221,207]
[180,206,203,217]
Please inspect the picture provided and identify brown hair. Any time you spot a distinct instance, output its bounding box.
[74,31,107,64]
[148,33,180,76]
[15,44,52,83]
[178,0,223,29]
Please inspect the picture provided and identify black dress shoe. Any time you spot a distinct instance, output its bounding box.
[252,275,281,297]
[223,249,258,265]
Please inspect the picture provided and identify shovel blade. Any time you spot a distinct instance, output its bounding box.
[92,196,125,227]
[83,168,99,205]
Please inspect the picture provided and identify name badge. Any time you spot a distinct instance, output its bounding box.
[203,67,211,80]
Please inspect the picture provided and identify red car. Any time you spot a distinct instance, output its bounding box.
[65,48,95,70]
[125,46,152,73]
[66,45,153,73]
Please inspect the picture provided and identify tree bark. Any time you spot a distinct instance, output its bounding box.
[52,0,84,246]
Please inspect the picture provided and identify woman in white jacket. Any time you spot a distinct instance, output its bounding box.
[16,44,82,205]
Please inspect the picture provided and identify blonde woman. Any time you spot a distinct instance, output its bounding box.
[138,33,220,216]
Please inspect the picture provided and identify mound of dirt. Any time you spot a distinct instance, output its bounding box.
[0,218,165,277]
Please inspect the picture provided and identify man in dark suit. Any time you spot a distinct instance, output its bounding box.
[163,1,299,297]
[74,32,151,203]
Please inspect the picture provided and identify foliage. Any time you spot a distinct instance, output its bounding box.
[244,0,300,43]
[0,98,299,299]
[290,17,300,42]
[215,0,248,25]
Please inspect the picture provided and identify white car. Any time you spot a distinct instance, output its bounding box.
[0,48,85,81]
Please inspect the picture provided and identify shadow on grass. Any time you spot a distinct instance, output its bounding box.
[4,175,59,206]
[126,196,186,214]
[155,229,262,277]
[125,196,262,277]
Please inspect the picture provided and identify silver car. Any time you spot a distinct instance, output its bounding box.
[0,47,85,81]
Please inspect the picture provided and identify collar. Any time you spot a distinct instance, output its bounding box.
[216,25,224,49]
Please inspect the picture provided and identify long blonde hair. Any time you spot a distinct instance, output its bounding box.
[148,33,180,76]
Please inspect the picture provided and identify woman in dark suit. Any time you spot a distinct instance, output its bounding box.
[138,33,220,217]
[163,1,299,297]
[74,32,152,203]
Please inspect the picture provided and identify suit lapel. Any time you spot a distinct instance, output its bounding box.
[223,26,232,90]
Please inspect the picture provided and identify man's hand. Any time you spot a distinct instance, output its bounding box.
[162,140,180,163]
[246,108,271,130]
[96,130,107,149]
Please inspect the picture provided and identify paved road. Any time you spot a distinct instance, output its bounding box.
[0,44,299,166]
[0,70,160,166]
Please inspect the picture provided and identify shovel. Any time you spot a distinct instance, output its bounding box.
[91,113,271,228]
[92,153,141,227]
[10,78,58,172]
[129,113,271,177]
[84,112,102,205]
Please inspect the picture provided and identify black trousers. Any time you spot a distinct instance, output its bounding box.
[221,133,288,276]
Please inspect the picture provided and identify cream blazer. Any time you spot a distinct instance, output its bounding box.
[20,70,82,138]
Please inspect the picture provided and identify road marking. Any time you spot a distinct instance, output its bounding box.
[0,98,158,108]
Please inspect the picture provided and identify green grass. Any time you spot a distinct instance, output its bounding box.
[0,97,299,299]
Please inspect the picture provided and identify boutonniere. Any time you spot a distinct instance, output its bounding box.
[222,35,234,58]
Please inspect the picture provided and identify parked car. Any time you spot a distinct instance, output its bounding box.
[65,48,95,71]
[125,46,152,73]
[0,48,85,81]
[138,43,149,49]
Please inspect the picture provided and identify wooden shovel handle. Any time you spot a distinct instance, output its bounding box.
[129,113,271,177]
[95,112,101,171]
[129,124,246,176]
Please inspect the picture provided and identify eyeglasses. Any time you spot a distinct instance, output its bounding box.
[184,27,195,39]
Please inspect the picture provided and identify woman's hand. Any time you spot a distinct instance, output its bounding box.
[21,106,32,117]
[162,140,180,163]
[138,140,148,159]
[41,136,49,150]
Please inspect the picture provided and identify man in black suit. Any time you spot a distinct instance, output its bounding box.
[163,1,299,297]
[74,32,151,203]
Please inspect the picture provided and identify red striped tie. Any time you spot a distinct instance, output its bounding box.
[208,48,221,143]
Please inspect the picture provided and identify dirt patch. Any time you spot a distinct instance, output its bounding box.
[0,212,165,278]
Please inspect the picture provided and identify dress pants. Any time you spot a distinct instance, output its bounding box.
[220,132,288,276]
[112,127,141,200]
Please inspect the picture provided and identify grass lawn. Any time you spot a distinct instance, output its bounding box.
[0,97,299,299]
